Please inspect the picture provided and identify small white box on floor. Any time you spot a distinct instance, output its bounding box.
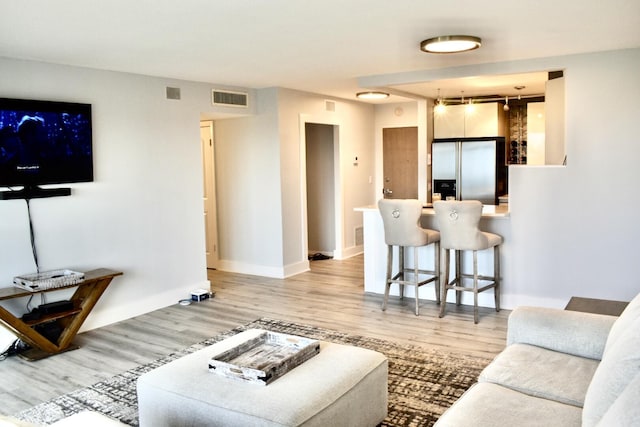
[191,289,210,302]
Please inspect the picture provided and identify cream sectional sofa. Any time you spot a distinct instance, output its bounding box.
[435,293,640,427]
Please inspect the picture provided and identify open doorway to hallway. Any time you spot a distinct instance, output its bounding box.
[305,123,336,260]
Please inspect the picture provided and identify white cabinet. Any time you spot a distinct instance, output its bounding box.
[527,102,545,165]
[433,104,465,139]
[434,102,506,138]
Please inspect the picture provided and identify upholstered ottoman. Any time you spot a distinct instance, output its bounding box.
[137,329,388,427]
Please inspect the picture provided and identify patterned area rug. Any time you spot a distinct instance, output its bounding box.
[16,318,492,426]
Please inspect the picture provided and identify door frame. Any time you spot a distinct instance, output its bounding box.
[201,120,219,269]
[299,114,343,264]
[304,122,337,258]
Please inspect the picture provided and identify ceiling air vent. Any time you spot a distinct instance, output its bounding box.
[212,89,249,107]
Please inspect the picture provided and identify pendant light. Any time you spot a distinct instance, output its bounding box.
[434,88,446,114]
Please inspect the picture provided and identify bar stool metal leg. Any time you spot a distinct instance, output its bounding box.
[473,250,479,324]
[494,245,501,312]
[399,246,405,300]
[434,241,441,305]
[439,247,450,318]
[455,249,462,305]
[382,245,392,311]
[412,248,419,315]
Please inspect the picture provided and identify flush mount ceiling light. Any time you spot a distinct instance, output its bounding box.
[420,35,482,54]
[356,91,389,100]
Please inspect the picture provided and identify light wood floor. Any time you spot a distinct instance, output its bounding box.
[0,254,508,416]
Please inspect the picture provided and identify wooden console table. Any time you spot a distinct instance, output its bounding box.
[0,268,122,360]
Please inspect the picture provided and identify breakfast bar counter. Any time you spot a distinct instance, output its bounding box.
[355,204,511,309]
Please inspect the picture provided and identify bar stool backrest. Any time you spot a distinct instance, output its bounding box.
[433,200,489,250]
[378,199,428,247]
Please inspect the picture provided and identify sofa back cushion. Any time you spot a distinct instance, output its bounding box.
[595,371,640,427]
[583,316,640,427]
[604,292,640,353]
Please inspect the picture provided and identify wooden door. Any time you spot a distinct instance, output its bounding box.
[382,127,418,199]
[201,121,218,269]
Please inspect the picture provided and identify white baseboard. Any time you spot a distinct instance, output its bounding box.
[371,288,569,311]
[217,258,311,279]
[337,245,363,260]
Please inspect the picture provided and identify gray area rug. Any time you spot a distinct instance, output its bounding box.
[16,318,492,426]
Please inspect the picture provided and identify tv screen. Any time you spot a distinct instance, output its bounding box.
[0,97,93,189]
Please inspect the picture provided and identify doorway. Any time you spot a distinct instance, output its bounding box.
[382,126,418,199]
[305,123,336,259]
[201,121,219,269]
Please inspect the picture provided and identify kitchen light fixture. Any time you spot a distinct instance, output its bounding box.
[434,88,446,114]
[465,97,475,113]
[356,91,389,100]
[514,86,525,100]
[420,35,481,54]
[503,96,510,111]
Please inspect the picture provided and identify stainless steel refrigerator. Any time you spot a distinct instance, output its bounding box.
[432,137,507,205]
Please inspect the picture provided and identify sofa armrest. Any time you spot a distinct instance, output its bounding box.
[507,306,617,360]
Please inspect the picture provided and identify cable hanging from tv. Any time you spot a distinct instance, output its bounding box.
[25,199,40,273]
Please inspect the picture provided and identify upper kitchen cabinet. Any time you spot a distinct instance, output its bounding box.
[434,102,506,139]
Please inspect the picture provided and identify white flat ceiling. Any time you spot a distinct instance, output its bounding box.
[1,0,638,102]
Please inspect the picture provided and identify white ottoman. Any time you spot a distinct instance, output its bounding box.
[137,329,388,427]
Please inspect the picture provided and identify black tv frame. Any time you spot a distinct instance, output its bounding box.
[0,97,93,200]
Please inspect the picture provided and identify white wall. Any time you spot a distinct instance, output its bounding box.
[213,88,376,278]
[277,89,376,266]
[363,48,640,307]
[373,102,420,202]
[508,48,640,306]
[0,57,238,331]
[213,89,286,277]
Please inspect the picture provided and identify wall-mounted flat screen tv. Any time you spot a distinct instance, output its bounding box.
[0,97,93,190]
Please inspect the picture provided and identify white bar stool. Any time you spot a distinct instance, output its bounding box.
[433,200,502,324]
[378,199,440,316]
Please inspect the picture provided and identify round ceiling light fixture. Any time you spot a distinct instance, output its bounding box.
[420,35,482,54]
[356,91,390,100]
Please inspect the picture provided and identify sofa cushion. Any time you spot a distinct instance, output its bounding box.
[434,382,582,427]
[583,316,640,427]
[479,343,599,407]
[506,307,616,360]
[596,371,640,427]
[604,292,640,353]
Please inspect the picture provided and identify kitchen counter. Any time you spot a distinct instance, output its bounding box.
[356,203,511,308]
[355,204,510,218]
